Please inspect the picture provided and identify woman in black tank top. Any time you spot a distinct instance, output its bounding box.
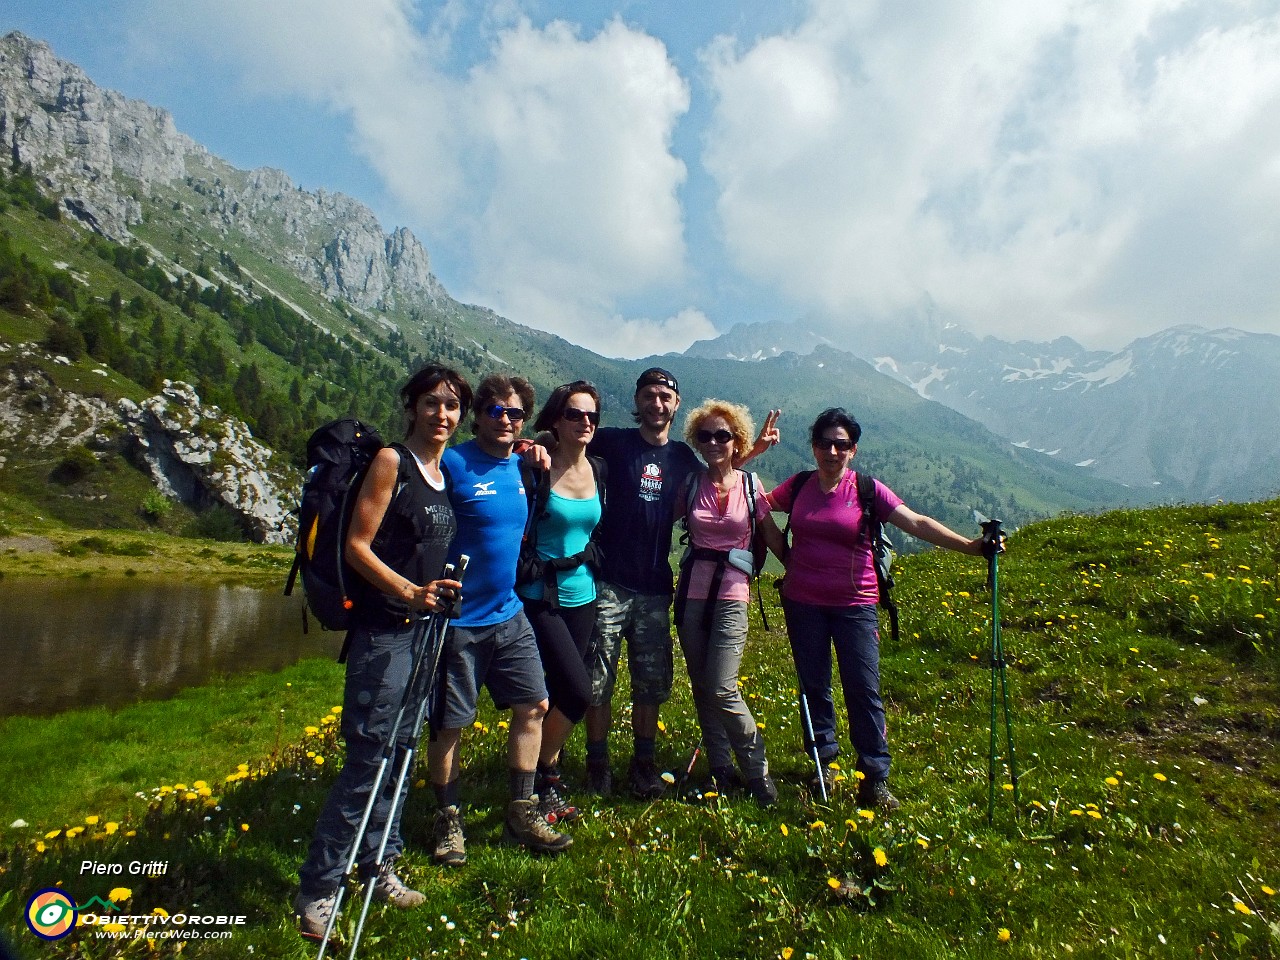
[295,365,473,937]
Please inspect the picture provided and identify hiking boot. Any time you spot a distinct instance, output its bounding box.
[585,759,613,797]
[807,766,835,796]
[747,775,778,808]
[628,756,666,799]
[293,889,339,942]
[858,779,901,812]
[432,805,467,867]
[370,859,425,908]
[503,798,573,854]
[536,773,580,825]
[710,765,744,795]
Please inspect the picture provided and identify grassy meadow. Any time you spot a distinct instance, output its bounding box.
[0,498,1277,959]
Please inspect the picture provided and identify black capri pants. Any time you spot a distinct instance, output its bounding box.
[521,598,597,724]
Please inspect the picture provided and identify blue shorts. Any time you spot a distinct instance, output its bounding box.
[435,610,548,729]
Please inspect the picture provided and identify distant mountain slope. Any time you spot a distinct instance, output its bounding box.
[687,318,1280,502]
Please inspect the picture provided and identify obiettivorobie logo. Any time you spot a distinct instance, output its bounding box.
[25,889,115,940]
[24,887,247,944]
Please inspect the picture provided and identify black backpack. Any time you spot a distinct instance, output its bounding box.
[516,456,608,608]
[779,470,899,641]
[284,418,385,638]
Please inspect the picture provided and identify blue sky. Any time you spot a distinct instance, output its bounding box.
[7,1,1280,357]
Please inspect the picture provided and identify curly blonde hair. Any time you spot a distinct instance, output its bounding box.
[683,398,755,454]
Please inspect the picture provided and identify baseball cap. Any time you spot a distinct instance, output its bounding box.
[635,367,679,395]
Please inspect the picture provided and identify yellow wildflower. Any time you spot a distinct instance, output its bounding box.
[1234,901,1252,915]
[826,878,841,890]
[997,928,1011,943]
[240,823,250,832]
[859,809,875,821]
[45,829,61,840]
[916,837,929,849]
[810,821,826,830]
[34,841,46,853]
[85,815,100,825]
[1261,886,1275,896]
[105,822,119,834]
[108,887,132,903]
[1087,810,1102,819]
[872,847,888,867]
[779,823,789,836]
[782,949,794,960]
[1105,777,1119,787]
[1154,772,1167,782]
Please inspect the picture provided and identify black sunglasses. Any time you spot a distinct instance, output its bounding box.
[486,404,527,421]
[562,407,600,425]
[814,438,854,452]
[696,428,734,445]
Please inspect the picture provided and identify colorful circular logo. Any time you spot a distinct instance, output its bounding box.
[25,889,79,941]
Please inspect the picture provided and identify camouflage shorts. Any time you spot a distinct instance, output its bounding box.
[588,581,674,707]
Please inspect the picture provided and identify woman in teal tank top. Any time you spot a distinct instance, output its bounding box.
[516,381,605,824]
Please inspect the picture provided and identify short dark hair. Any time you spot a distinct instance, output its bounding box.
[472,374,536,431]
[399,364,472,438]
[534,380,601,433]
[809,407,862,446]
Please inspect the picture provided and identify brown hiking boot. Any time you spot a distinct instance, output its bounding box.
[503,798,573,854]
[432,805,467,867]
[370,859,425,908]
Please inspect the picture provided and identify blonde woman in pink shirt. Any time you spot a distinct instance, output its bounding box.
[674,399,787,807]
[766,407,988,811]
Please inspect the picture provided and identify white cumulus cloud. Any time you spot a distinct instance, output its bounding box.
[138,1,691,350]
[703,0,1280,346]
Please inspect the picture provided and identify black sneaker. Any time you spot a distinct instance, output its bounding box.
[710,765,744,795]
[858,779,901,812]
[536,774,580,825]
[628,756,666,799]
[585,760,613,797]
[747,775,778,808]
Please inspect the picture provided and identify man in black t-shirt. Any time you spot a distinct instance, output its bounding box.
[585,368,779,798]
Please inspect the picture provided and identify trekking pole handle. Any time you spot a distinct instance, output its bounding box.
[980,518,1005,555]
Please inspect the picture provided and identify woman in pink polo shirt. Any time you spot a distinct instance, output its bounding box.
[674,399,786,807]
[767,407,987,811]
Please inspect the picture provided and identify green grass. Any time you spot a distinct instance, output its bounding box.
[1,499,1277,958]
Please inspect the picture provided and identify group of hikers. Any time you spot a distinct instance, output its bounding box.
[293,363,994,940]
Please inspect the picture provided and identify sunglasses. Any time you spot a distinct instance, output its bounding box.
[486,404,526,422]
[562,407,600,425]
[696,428,734,445]
[814,438,855,452]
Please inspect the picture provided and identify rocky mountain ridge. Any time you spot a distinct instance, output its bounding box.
[0,31,445,314]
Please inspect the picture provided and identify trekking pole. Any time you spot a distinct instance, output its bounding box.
[798,690,828,803]
[676,738,702,795]
[344,557,468,960]
[315,557,467,960]
[981,520,1018,823]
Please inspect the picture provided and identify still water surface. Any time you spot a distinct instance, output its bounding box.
[0,578,342,716]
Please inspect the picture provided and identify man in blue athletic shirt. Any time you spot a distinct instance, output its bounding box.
[430,374,571,861]
[584,368,781,798]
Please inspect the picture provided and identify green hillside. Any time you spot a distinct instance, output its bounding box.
[1,498,1275,957]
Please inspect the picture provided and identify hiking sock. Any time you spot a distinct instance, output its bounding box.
[633,736,657,761]
[510,769,537,801]
[586,739,609,766]
[433,779,461,809]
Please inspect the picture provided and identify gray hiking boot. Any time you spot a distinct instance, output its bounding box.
[293,889,339,942]
[371,859,425,908]
[503,797,573,854]
[858,779,901,812]
[628,756,666,799]
[585,759,613,797]
[432,805,467,867]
